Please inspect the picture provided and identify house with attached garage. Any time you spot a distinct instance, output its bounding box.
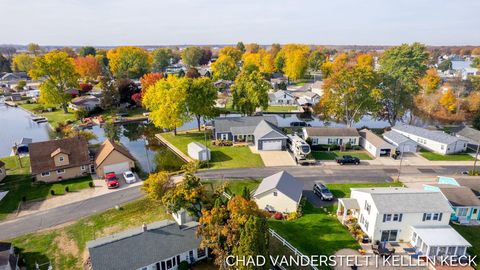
[268,90,296,105]
[383,130,417,153]
[29,137,91,182]
[94,139,136,177]
[213,116,288,151]
[359,129,396,158]
[253,171,303,213]
[87,220,208,270]
[337,187,471,258]
[391,124,468,155]
[69,95,101,112]
[302,127,360,146]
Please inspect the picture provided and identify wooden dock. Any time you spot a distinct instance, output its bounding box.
[155,133,193,163]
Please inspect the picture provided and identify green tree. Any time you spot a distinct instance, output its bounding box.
[152,48,173,72]
[15,80,26,91]
[472,57,480,69]
[308,49,326,71]
[232,64,270,115]
[99,76,120,110]
[180,46,203,67]
[78,46,96,56]
[233,216,269,270]
[107,46,152,78]
[27,43,42,56]
[142,76,190,135]
[104,122,121,142]
[236,41,246,53]
[161,173,205,218]
[186,77,218,131]
[378,43,429,125]
[0,54,12,72]
[142,171,171,201]
[211,55,238,81]
[438,59,452,72]
[473,112,480,130]
[29,51,79,113]
[11,53,35,72]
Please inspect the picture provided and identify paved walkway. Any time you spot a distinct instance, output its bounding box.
[249,146,297,167]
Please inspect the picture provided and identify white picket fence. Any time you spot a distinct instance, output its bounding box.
[269,228,319,270]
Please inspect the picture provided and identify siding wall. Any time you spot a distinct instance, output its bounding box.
[392,129,467,154]
[35,165,89,182]
[96,150,135,177]
[254,189,299,213]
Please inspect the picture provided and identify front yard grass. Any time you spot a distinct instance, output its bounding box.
[203,179,260,195]
[161,131,264,169]
[451,225,479,269]
[419,149,475,161]
[264,105,299,112]
[11,198,169,270]
[311,151,373,160]
[0,156,92,221]
[18,102,78,127]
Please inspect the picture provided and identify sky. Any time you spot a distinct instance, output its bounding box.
[1,0,479,46]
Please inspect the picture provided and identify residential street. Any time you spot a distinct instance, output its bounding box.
[0,164,472,240]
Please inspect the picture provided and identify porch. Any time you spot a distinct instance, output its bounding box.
[410,226,471,259]
[337,198,360,224]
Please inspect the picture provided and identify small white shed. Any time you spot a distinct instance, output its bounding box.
[187,142,211,161]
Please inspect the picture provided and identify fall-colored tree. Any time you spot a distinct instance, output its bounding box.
[472,48,480,56]
[181,46,203,67]
[27,43,42,56]
[236,41,246,53]
[29,51,79,113]
[142,171,172,201]
[79,83,93,92]
[186,67,201,78]
[74,55,102,81]
[116,78,140,104]
[356,53,374,67]
[199,47,213,65]
[245,43,260,53]
[107,46,151,78]
[78,46,96,57]
[59,47,78,58]
[232,64,270,115]
[472,57,480,69]
[186,77,218,130]
[142,76,190,135]
[11,53,35,72]
[321,53,348,79]
[218,46,243,63]
[419,68,441,94]
[63,128,98,141]
[211,55,238,81]
[131,92,142,106]
[140,72,163,92]
[162,173,205,218]
[277,44,310,80]
[270,43,281,59]
[466,91,480,113]
[439,88,457,112]
[242,49,275,74]
[151,48,173,72]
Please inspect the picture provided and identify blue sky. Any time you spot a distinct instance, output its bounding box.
[2,0,479,46]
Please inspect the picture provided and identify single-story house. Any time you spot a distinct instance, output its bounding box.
[452,125,480,151]
[359,129,395,158]
[253,171,303,213]
[0,242,19,270]
[424,184,480,224]
[29,137,91,182]
[187,142,211,161]
[310,80,324,97]
[213,116,287,151]
[95,139,136,177]
[337,187,471,258]
[292,91,320,106]
[303,127,360,146]
[87,220,207,270]
[0,161,6,182]
[268,90,296,105]
[383,130,418,153]
[69,95,101,112]
[392,124,468,155]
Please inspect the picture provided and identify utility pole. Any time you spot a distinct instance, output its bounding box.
[473,144,479,174]
[396,144,405,182]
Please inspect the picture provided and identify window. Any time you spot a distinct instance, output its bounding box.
[273,191,278,196]
[220,133,228,140]
[433,213,439,220]
[458,208,468,216]
[423,212,442,221]
[364,220,369,230]
[393,214,399,221]
[383,214,392,222]
[456,247,466,255]
[312,138,319,145]
[349,138,356,144]
[56,169,65,175]
[197,247,206,258]
[59,156,64,162]
[441,145,445,150]
[81,165,86,171]
[425,213,432,220]
[41,172,51,177]
[447,247,456,255]
[364,201,371,214]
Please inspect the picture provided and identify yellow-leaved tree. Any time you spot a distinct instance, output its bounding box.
[419,68,441,94]
[107,46,152,78]
[241,49,274,74]
[277,44,310,81]
[439,88,457,112]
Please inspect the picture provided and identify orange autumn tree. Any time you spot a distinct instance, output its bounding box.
[419,68,441,94]
[439,88,457,112]
[140,72,163,92]
[74,55,101,82]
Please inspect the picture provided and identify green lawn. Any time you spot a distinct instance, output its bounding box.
[11,198,169,270]
[311,151,373,160]
[19,102,78,127]
[161,132,264,169]
[451,225,479,269]
[264,105,299,112]
[203,179,260,195]
[0,156,92,221]
[325,182,404,198]
[419,149,475,161]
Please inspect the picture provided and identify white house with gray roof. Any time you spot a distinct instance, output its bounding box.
[383,130,418,153]
[213,116,288,150]
[87,220,207,270]
[337,188,471,258]
[268,90,296,105]
[253,171,303,213]
[392,124,467,155]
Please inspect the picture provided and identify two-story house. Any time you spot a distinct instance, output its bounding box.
[337,188,471,258]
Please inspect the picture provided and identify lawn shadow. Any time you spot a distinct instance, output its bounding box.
[211,150,232,162]
[15,249,51,270]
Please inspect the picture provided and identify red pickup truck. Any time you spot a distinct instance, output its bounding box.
[105,172,120,189]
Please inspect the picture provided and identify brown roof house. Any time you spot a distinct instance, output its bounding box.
[0,161,6,182]
[95,139,136,177]
[29,137,91,182]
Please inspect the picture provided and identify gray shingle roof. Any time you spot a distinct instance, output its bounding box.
[253,171,303,203]
[432,185,480,207]
[214,116,278,134]
[453,125,480,144]
[352,188,452,213]
[383,130,415,146]
[304,127,359,137]
[87,220,201,270]
[392,124,465,145]
[253,120,287,140]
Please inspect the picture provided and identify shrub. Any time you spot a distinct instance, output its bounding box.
[469,170,480,176]
[178,261,189,270]
[22,196,26,202]
[89,181,94,188]
[65,186,70,192]
[74,109,88,120]
[273,212,283,220]
[287,212,298,221]
[212,140,233,146]
[50,190,55,196]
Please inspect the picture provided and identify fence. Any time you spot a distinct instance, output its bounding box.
[269,228,319,270]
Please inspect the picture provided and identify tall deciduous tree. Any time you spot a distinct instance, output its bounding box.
[74,55,102,81]
[378,43,429,125]
[11,53,35,72]
[218,46,243,63]
[29,51,79,113]
[277,44,310,80]
[181,46,203,67]
[439,88,457,112]
[199,47,213,65]
[211,55,238,81]
[245,43,260,53]
[27,43,42,56]
[140,72,163,92]
[142,76,190,135]
[0,54,11,73]
[242,49,275,74]
[186,77,218,131]
[107,46,151,78]
[419,68,441,94]
[142,171,172,201]
[236,42,246,53]
[161,173,206,218]
[233,216,269,270]
[151,48,173,72]
[308,49,327,71]
[232,64,270,115]
[437,59,452,72]
[78,46,96,57]
[99,76,120,110]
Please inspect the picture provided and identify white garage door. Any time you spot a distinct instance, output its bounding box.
[103,162,130,176]
[262,140,282,151]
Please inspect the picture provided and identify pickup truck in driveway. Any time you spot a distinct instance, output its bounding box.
[335,155,360,165]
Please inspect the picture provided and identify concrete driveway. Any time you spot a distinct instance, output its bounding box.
[250,146,297,167]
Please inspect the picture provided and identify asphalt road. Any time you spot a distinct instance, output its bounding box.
[0,164,471,240]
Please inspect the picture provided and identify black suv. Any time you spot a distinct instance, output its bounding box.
[335,155,360,165]
[313,182,333,200]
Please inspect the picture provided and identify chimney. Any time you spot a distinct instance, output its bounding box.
[142,223,147,232]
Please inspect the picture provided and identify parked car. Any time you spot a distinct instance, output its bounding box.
[335,155,360,165]
[123,170,136,184]
[105,172,120,189]
[313,182,333,200]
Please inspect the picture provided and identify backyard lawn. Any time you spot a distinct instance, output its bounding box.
[19,102,78,127]
[161,131,264,169]
[11,198,169,270]
[419,149,475,161]
[311,151,373,160]
[264,105,299,112]
[0,156,92,221]
[203,179,260,195]
[451,225,479,269]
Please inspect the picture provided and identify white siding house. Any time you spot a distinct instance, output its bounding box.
[383,130,418,153]
[253,171,303,213]
[303,127,360,146]
[392,124,467,155]
[268,90,296,105]
[359,129,396,158]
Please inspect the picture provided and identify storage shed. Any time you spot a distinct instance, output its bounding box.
[187,142,211,161]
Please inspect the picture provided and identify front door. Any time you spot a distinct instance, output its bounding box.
[472,208,479,220]
[380,230,398,242]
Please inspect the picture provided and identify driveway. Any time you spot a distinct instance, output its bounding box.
[250,147,296,167]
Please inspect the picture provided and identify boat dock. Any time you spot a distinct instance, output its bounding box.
[155,133,193,163]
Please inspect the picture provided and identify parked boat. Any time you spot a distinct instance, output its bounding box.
[4,101,17,107]
[31,116,48,123]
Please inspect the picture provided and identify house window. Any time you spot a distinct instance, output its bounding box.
[364,201,371,214]
[458,208,468,216]
[220,133,228,140]
[57,169,65,175]
[59,156,64,162]
[41,172,51,177]
[273,191,278,196]
[364,220,369,230]
[81,165,86,171]
[312,138,319,145]
[441,145,445,150]
[383,214,392,222]
[393,214,399,221]
[425,213,432,220]
[349,138,356,144]
[433,213,439,220]
[197,247,206,258]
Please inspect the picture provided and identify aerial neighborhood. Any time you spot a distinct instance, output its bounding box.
[1,7,480,269]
